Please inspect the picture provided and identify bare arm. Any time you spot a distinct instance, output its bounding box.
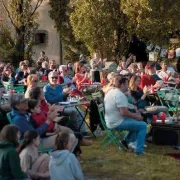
[120,107,143,121]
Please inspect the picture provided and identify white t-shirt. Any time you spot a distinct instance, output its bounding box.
[104,88,128,129]
[158,67,175,79]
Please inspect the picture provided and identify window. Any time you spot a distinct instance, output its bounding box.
[35,30,48,45]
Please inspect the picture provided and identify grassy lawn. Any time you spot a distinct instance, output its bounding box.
[81,137,180,180]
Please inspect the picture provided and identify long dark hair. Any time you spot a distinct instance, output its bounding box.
[0,125,19,147]
[17,130,39,154]
[29,87,42,100]
[55,132,69,150]
[28,99,39,112]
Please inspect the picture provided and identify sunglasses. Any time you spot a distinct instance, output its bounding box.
[32,80,38,83]
[51,76,58,79]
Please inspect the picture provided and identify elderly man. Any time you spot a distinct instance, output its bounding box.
[104,77,147,155]
[43,71,87,134]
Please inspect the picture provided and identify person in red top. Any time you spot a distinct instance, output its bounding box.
[29,86,49,115]
[140,63,156,89]
[28,99,55,133]
[75,63,89,90]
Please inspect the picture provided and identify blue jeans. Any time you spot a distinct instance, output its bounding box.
[116,118,147,154]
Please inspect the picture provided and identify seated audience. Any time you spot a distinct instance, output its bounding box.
[10,94,77,150]
[25,74,38,98]
[117,56,126,72]
[49,132,84,180]
[67,62,74,77]
[128,63,138,74]
[104,77,147,155]
[75,63,89,90]
[1,64,15,84]
[0,125,28,180]
[44,71,87,133]
[38,51,49,63]
[18,130,50,179]
[79,54,88,64]
[39,61,50,76]
[16,62,30,83]
[129,75,150,109]
[140,63,157,89]
[58,65,76,89]
[158,61,176,81]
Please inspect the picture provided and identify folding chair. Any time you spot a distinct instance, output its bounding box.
[97,103,124,150]
[13,85,25,93]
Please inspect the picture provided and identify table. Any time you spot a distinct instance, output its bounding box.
[152,122,180,146]
[59,101,96,137]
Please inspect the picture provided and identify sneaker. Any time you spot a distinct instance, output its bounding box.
[120,140,129,151]
[128,142,136,151]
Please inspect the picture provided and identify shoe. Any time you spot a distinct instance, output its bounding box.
[120,140,129,151]
[128,142,136,151]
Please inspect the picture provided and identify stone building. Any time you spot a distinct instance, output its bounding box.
[0,0,62,64]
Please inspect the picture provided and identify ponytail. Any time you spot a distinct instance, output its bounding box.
[17,130,38,154]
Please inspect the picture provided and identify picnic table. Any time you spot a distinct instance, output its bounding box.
[58,100,96,137]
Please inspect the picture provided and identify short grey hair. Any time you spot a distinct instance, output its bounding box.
[48,71,58,80]
[11,94,26,108]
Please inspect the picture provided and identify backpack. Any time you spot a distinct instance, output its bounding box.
[89,97,104,132]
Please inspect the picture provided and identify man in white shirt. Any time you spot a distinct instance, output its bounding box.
[104,77,147,155]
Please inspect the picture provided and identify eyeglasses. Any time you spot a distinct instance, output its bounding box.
[51,76,58,79]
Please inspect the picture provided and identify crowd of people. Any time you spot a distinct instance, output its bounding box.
[0,51,180,179]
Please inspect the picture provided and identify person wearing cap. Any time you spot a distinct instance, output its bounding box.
[10,94,60,149]
[79,54,88,64]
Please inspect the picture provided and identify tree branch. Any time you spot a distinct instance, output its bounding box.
[30,0,44,18]
[0,0,18,29]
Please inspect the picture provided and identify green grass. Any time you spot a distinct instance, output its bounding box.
[81,138,180,180]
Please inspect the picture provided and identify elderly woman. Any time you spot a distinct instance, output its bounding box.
[24,74,38,98]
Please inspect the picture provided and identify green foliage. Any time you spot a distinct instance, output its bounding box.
[0,0,43,65]
[49,0,89,62]
[0,24,16,62]
[121,0,180,45]
[70,0,121,59]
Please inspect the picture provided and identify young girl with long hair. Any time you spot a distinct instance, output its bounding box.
[0,125,28,180]
[18,130,50,180]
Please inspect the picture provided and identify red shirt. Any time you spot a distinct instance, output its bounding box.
[75,73,89,90]
[31,112,55,132]
[40,100,49,115]
[140,74,156,89]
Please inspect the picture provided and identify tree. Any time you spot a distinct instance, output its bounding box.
[0,24,16,62]
[0,0,44,65]
[49,0,89,62]
[70,0,123,59]
[121,0,180,45]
